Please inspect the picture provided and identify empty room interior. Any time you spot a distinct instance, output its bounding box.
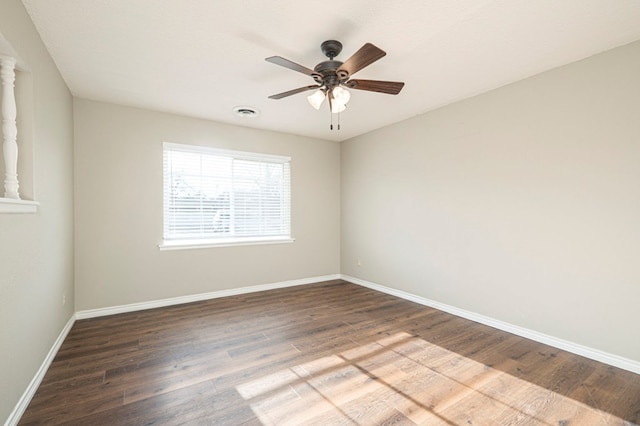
[2,1,640,425]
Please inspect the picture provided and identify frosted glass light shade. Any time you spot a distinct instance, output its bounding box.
[330,86,349,113]
[331,101,347,114]
[307,90,325,110]
[332,86,350,104]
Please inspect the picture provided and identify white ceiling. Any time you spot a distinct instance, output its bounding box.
[20,0,640,142]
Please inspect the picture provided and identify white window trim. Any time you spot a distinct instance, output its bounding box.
[164,142,290,164]
[161,142,293,249]
[158,236,295,250]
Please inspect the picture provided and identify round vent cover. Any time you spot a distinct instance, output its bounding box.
[233,106,260,118]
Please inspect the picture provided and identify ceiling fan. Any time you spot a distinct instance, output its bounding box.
[266,40,404,121]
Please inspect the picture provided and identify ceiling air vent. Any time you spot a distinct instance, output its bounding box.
[233,106,260,118]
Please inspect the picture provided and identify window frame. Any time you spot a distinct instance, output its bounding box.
[159,142,294,250]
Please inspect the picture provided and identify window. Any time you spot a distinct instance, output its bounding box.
[161,142,292,249]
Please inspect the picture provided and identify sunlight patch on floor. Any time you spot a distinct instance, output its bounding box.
[236,331,625,425]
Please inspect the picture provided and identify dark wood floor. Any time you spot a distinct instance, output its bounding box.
[19,280,640,425]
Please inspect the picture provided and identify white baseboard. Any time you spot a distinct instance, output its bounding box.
[9,273,638,426]
[7,274,340,425]
[76,274,341,320]
[5,314,76,426]
[341,274,640,375]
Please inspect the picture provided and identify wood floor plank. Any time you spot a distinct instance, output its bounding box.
[18,280,640,425]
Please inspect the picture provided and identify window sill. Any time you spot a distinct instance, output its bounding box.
[158,236,295,250]
[0,197,39,213]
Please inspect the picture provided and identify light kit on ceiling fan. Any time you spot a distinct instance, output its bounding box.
[266,40,404,130]
[307,86,350,112]
[330,86,350,113]
[306,89,325,110]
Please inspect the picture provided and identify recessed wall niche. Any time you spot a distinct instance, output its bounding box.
[1,31,36,211]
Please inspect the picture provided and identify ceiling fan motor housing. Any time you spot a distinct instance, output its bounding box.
[317,40,351,83]
[313,60,347,87]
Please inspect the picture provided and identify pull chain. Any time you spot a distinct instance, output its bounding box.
[329,112,341,131]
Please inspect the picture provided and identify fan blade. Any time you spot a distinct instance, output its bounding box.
[345,79,404,95]
[268,85,320,100]
[265,56,315,76]
[337,43,386,77]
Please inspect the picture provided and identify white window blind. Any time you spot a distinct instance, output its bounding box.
[163,143,291,247]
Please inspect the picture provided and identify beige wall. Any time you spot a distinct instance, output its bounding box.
[342,41,640,362]
[73,99,340,311]
[3,4,639,420]
[0,0,74,423]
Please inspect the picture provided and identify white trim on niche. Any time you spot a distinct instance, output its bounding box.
[76,274,341,319]
[5,315,75,426]
[341,274,640,376]
[0,197,38,213]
